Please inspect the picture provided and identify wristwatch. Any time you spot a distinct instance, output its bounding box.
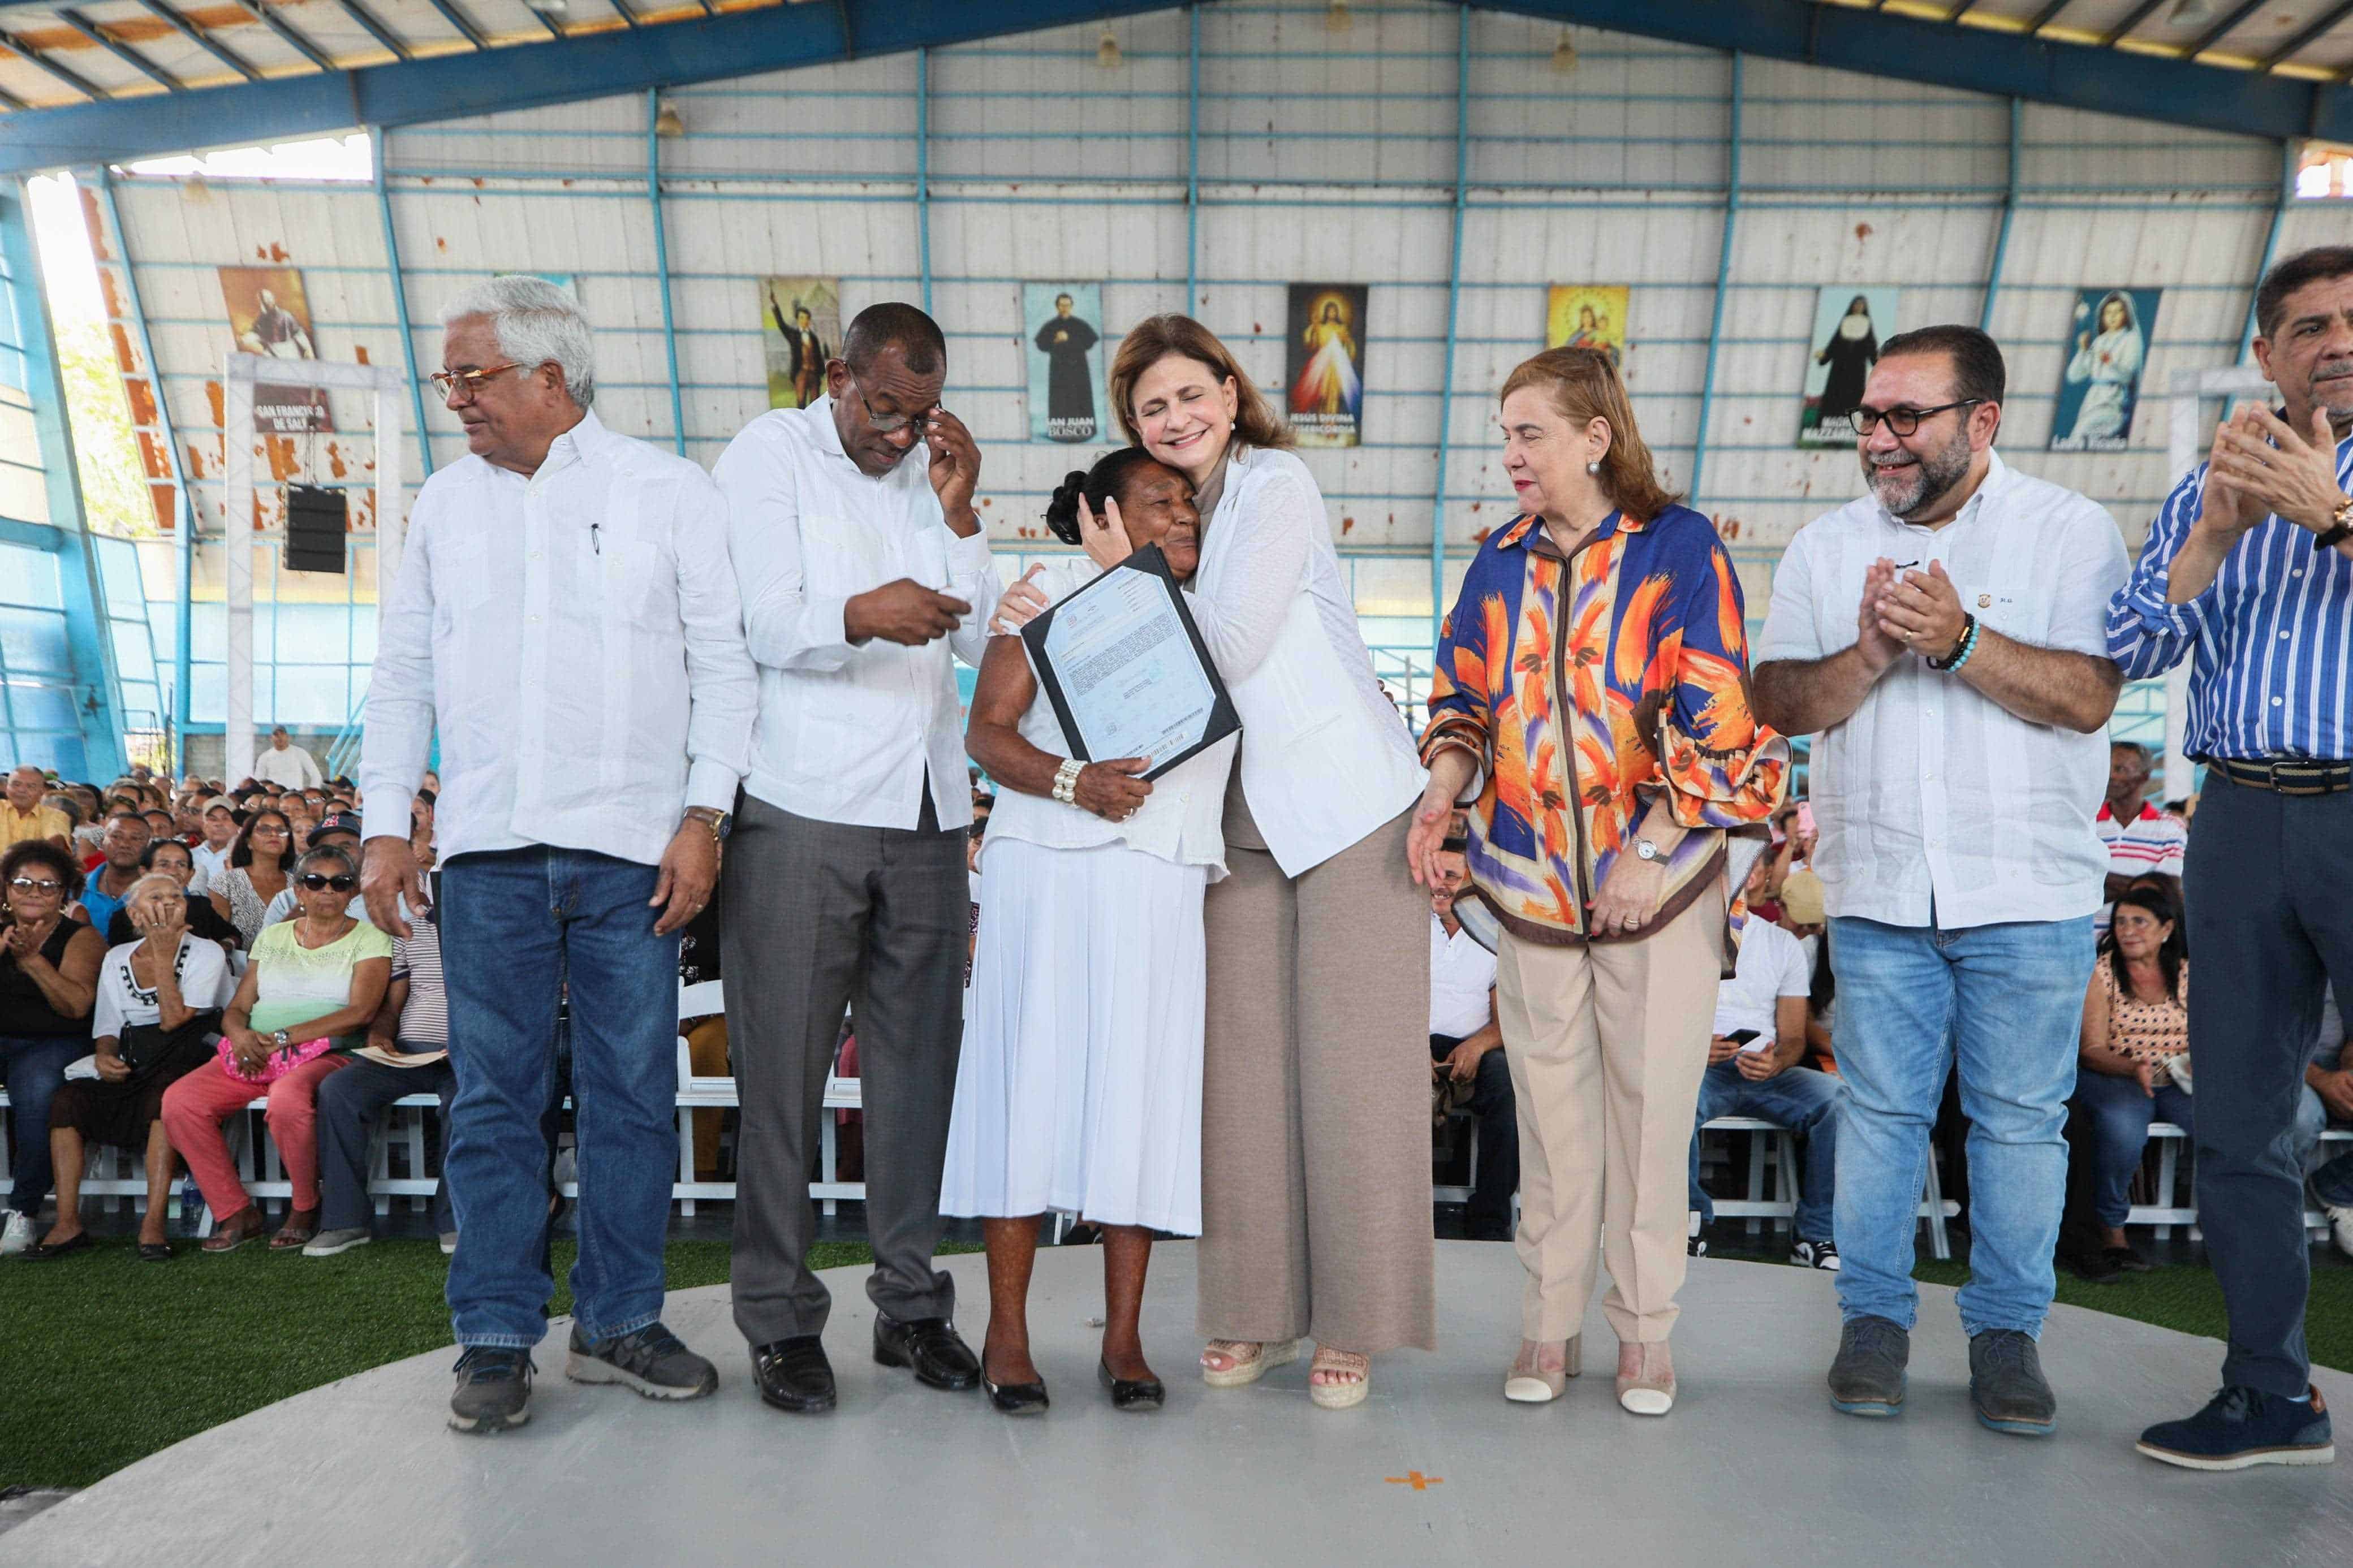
[270,1029,290,1050]
[2316,493,2353,552]
[1633,838,1663,862]
[683,806,731,844]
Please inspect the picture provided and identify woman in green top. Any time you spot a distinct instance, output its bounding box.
[160,846,392,1253]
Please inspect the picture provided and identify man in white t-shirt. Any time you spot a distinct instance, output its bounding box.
[1430,846,1514,1242]
[252,727,324,791]
[1686,899,1845,1269]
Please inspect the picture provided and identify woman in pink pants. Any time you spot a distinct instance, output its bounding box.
[162,845,392,1252]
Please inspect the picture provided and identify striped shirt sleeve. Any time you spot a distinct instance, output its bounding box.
[2106,467,2214,681]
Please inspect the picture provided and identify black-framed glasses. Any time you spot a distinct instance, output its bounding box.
[299,873,357,892]
[8,876,61,893]
[1846,399,1984,438]
[842,373,920,435]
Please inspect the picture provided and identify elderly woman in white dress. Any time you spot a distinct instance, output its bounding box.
[942,448,1236,1416]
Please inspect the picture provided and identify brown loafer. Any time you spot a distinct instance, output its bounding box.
[201,1207,266,1254]
[269,1207,321,1250]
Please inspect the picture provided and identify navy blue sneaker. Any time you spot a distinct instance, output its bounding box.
[2136,1385,2334,1471]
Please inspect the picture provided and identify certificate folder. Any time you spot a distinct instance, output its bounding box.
[1019,543,1241,783]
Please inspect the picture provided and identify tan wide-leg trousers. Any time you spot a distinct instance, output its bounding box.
[1495,885,1723,1345]
[1195,807,1437,1353]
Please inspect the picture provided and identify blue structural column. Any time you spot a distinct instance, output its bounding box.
[0,184,126,777]
[1688,50,1743,507]
[372,129,434,481]
[1979,96,2020,334]
[1428,3,1469,648]
[647,87,687,457]
[95,166,193,750]
[916,46,933,316]
[2240,139,2298,360]
[1185,3,1200,312]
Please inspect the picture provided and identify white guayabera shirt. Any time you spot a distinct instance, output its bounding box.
[1757,452,2129,931]
[359,409,758,868]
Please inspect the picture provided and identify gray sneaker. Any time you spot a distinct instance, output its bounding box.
[1969,1329,2057,1436]
[300,1227,371,1257]
[1827,1315,1909,1417]
[566,1321,718,1401]
[449,1347,533,1434]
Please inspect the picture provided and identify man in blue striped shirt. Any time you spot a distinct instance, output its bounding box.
[2108,245,2353,1472]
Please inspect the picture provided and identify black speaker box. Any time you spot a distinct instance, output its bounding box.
[284,483,347,574]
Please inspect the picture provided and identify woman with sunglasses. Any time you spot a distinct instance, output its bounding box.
[31,873,236,1261]
[207,809,296,948]
[162,846,392,1252]
[0,840,105,1258]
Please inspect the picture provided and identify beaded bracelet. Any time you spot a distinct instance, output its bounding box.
[1051,758,1084,805]
[1927,612,1979,673]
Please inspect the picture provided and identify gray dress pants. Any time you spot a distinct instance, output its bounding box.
[722,789,968,1346]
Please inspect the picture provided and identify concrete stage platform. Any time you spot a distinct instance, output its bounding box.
[7,1243,2351,1567]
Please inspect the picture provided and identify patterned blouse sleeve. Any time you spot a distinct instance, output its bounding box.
[1653,531,1789,829]
[1420,563,1494,796]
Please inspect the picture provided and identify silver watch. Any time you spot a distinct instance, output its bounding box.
[1633,838,1663,862]
[272,1029,291,1049]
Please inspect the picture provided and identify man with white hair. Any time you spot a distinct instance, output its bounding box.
[361,274,757,1435]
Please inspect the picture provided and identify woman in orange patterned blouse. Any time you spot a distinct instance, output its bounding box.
[2074,884,2191,1273]
[1407,347,1787,1417]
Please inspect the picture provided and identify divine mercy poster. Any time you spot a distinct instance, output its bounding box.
[1286,283,1368,448]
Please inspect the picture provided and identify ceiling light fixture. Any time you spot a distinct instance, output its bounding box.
[1097,26,1122,69]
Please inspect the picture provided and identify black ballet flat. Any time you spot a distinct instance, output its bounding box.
[137,1242,175,1263]
[1100,1359,1165,1412]
[984,1371,1050,1415]
[18,1230,94,1262]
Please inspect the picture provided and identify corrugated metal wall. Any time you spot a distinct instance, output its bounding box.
[95,0,2345,732]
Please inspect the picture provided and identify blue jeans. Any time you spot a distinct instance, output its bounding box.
[1829,914,2092,1338]
[1686,1059,1845,1242]
[441,848,679,1349]
[3,1034,83,1218]
[2072,1068,2194,1229]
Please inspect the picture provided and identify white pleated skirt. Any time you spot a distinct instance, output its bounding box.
[940,836,1207,1236]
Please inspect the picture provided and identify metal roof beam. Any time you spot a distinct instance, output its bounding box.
[331,0,412,61]
[0,25,112,101]
[2262,0,2353,70]
[55,7,184,90]
[605,0,640,27]
[228,0,338,73]
[139,0,264,81]
[420,0,489,50]
[2101,1,2167,48]
[2023,1,2072,33]
[2184,1,2267,62]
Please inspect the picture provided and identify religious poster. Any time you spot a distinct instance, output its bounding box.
[761,276,841,411]
[1796,286,1899,448]
[1286,283,1368,448]
[2050,287,2161,452]
[1545,284,1628,366]
[218,266,331,434]
[1024,283,1109,443]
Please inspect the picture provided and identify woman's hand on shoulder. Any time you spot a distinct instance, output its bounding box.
[1074,758,1152,823]
[989,565,1052,636]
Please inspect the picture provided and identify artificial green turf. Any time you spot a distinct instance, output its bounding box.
[6,1238,2349,1489]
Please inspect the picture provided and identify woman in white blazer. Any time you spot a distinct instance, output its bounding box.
[997,314,1432,1410]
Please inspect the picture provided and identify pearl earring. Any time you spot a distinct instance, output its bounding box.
[1585,460,1601,476]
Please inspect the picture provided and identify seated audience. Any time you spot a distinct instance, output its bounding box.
[1429,844,1515,1242]
[2095,741,2184,939]
[1687,864,1844,1269]
[105,837,242,952]
[189,797,239,893]
[307,906,457,1256]
[2068,885,2190,1277]
[76,811,153,937]
[162,846,391,1253]
[2,763,72,850]
[258,813,366,927]
[29,874,235,1261]
[207,808,295,948]
[0,841,105,1256]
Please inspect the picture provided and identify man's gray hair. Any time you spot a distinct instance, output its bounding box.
[439,274,596,407]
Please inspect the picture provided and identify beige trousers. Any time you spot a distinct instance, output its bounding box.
[1195,807,1437,1353]
[1494,885,1723,1345]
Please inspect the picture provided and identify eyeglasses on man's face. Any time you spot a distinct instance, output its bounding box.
[843,373,923,435]
[1845,398,1984,439]
[430,362,527,403]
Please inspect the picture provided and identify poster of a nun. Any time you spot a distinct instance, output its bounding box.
[2050,287,2160,452]
[1286,283,1368,448]
[1797,286,1898,448]
[1024,283,1109,443]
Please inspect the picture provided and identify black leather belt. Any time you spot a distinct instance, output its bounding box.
[2212,757,2353,796]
